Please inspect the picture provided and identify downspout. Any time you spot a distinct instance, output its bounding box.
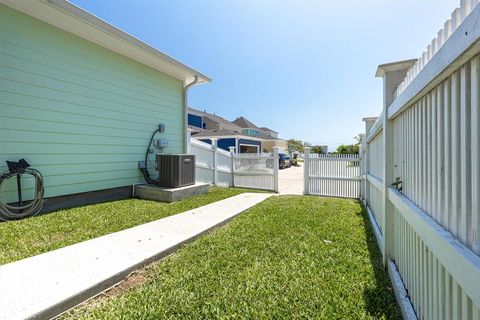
[183,75,200,153]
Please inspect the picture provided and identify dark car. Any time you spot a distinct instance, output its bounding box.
[279,153,291,169]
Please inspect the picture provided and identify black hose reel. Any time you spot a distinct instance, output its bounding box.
[0,159,44,221]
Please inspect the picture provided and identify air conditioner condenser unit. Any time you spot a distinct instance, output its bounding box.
[155,154,195,188]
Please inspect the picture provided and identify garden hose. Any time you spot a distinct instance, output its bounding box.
[0,162,44,221]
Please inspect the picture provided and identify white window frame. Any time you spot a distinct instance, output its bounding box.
[238,143,260,153]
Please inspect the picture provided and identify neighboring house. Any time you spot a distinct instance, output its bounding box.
[232,116,265,138]
[188,108,263,153]
[259,127,278,138]
[187,108,286,153]
[232,116,287,151]
[0,1,210,210]
[193,129,265,153]
[188,108,243,133]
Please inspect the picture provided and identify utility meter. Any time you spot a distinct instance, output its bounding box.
[153,139,168,149]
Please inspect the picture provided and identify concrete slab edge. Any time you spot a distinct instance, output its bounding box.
[366,205,384,253]
[362,201,415,319]
[31,194,272,320]
[387,259,418,320]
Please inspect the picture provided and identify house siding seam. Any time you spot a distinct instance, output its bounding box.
[0,5,184,202]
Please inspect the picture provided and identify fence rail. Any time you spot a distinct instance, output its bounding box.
[361,3,480,319]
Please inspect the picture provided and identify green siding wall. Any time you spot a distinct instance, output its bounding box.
[0,5,185,203]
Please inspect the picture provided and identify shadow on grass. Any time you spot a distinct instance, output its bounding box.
[355,200,403,320]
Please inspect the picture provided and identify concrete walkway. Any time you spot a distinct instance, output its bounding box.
[278,165,304,195]
[0,193,272,320]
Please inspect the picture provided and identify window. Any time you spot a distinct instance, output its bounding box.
[239,144,259,153]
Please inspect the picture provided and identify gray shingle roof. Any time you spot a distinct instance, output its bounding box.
[188,107,243,133]
[232,116,259,129]
[189,107,280,140]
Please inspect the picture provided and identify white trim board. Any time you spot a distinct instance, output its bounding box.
[196,135,266,143]
[238,143,260,153]
[388,188,480,307]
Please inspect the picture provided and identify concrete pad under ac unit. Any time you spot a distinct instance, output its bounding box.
[134,183,209,202]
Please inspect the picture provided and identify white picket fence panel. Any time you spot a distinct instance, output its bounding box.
[360,3,480,319]
[303,151,361,198]
[233,153,278,191]
[190,138,279,192]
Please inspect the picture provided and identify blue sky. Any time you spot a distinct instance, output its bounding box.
[71,0,458,150]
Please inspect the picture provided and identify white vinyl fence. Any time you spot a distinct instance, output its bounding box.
[190,138,279,192]
[361,2,480,319]
[303,150,361,198]
[190,138,233,187]
[233,153,278,191]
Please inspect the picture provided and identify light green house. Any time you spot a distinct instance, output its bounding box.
[0,0,210,208]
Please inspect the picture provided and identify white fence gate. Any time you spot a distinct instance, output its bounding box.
[233,152,278,192]
[303,148,361,198]
[190,138,279,192]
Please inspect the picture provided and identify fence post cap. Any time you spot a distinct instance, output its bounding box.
[211,138,218,148]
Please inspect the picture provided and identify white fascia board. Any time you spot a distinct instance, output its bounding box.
[1,0,211,85]
[234,135,266,142]
[387,5,480,119]
[193,135,236,140]
[195,135,265,142]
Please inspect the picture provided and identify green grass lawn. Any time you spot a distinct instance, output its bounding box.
[0,187,255,265]
[66,196,401,319]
